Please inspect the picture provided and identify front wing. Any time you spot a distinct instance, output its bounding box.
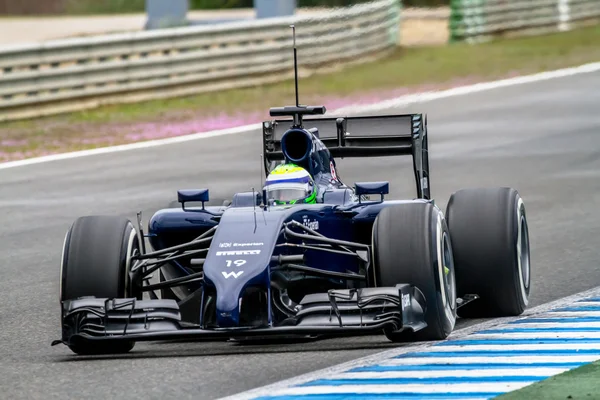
[52,284,427,348]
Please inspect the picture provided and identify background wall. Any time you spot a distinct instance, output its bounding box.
[0,0,449,15]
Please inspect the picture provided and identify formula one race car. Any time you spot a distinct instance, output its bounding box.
[53,31,531,356]
[53,104,531,355]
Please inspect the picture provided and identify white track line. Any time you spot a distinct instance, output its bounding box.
[0,123,260,171]
[428,344,600,351]
[326,368,569,379]
[220,284,600,400]
[494,322,600,329]
[1,61,599,171]
[565,302,600,306]
[467,332,600,339]
[545,311,600,317]
[245,383,536,396]
[377,355,600,365]
[332,62,600,115]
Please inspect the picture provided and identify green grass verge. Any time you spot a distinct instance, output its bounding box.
[0,25,599,161]
[497,360,600,399]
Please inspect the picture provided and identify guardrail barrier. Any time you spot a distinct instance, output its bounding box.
[0,0,401,122]
[450,0,600,42]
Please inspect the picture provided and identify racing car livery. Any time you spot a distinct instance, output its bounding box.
[53,27,530,355]
[53,104,531,355]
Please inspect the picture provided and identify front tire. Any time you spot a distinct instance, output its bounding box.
[60,215,141,355]
[373,202,457,341]
[446,187,530,318]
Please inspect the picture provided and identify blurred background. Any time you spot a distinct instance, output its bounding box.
[0,0,597,162]
[0,0,449,45]
[0,0,445,15]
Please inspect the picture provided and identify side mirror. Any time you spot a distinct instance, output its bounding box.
[355,181,389,202]
[178,189,209,209]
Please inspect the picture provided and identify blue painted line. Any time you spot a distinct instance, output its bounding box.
[478,327,600,333]
[556,306,600,311]
[395,350,600,357]
[246,296,600,400]
[437,339,600,346]
[349,363,585,372]
[254,394,504,400]
[299,376,545,386]
[510,317,600,323]
[445,338,600,345]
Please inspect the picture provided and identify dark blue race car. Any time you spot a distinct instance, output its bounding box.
[54,104,531,355]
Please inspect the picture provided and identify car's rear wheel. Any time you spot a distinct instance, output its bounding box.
[373,202,457,341]
[60,215,141,355]
[446,187,530,318]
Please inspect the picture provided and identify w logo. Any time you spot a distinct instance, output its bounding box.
[222,271,244,279]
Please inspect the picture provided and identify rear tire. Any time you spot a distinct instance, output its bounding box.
[373,202,457,341]
[60,215,141,355]
[446,187,530,318]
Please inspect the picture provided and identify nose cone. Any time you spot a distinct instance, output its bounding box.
[202,207,287,327]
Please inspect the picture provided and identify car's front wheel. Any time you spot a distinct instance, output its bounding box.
[372,202,457,342]
[60,215,141,355]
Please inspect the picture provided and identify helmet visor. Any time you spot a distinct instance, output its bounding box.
[266,183,310,203]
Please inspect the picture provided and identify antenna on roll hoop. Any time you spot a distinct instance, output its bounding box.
[291,24,299,108]
[290,24,301,127]
[268,26,325,127]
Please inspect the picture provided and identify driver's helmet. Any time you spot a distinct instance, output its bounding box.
[264,163,317,205]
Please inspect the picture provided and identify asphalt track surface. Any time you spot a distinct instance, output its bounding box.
[0,70,599,399]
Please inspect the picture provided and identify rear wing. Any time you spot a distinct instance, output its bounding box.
[262,113,431,200]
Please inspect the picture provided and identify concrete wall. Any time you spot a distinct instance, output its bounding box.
[254,0,296,18]
[145,0,189,29]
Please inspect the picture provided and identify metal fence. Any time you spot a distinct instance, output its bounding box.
[0,0,401,122]
[449,0,600,42]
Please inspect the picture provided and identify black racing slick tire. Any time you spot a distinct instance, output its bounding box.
[373,202,457,342]
[446,187,531,318]
[60,215,141,355]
